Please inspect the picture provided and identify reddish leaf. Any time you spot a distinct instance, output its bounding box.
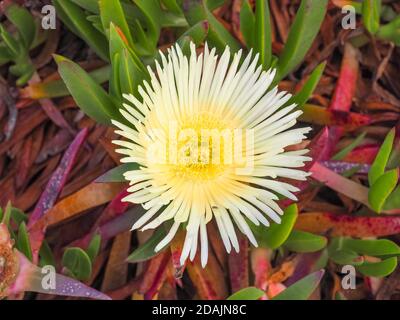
[228,234,249,293]
[310,161,370,207]
[169,229,186,279]
[343,144,379,164]
[28,128,88,263]
[139,251,171,300]
[329,43,359,112]
[186,251,228,299]
[296,212,400,237]
[28,128,88,227]
[251,248,272,291]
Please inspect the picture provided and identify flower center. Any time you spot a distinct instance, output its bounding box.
[169,112,234,181]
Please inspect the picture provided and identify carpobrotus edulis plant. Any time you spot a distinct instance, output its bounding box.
[112,43,312,267]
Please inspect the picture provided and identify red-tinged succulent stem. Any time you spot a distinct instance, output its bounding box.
[310,161,370,207]
[296,212,400,237]
[327,42,360,155]
[329,43,359,113]
[251,248,272,292]
[311,160,400,213]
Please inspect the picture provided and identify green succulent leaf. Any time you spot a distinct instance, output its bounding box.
[177,20,209,54]
[39,241,56,267]
[368,169,398,213]
[132,0,163,56]
[328,238,363,265]
[10,207,27,225]
[362,0,381,35]
[54,54,119,124]
[119,48,146,97]
[70,0,100,13]
[86,233,102,262]
[368,128,395,186]
[332,132,367,161]
[341,238,400,257]
[272,269,325,300]
[110,52,122,99]
[289,61,326,109]
[1,202,12,226]
[52,0,109,61]
[330,249,364,266]
[227,287,265,300]
[252,204,298,249]
[240,0,255,48]
[162,0,184,14]
[254,0,272,69]
[5,3,36,49]
[62,247,93,281]
[376,16,400,46]
[356,257,397,277]
[276,0,328,81]
[16,222,33,261]
[109,23,147,76]
[383,185,400,211]
[183,0,240,53]
[99,0,134,49]
[127,227,168,263]
[0,43,12,65]
[0,24,22,56]
[284,230,327,253]
[96,163,140,183]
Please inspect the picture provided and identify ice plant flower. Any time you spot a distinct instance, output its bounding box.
[112,43,311,267]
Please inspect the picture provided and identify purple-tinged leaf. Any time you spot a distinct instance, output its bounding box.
[28,128,88,263]
[320,160,370,174]
[6,252,110,300]
[69,206,142,249]
[28,128,88,226]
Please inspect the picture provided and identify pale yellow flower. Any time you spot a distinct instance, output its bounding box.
[112,43,311,267]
